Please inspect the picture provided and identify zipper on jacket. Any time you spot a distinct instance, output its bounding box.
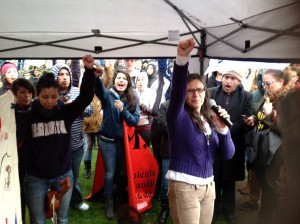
[205,134,211,146]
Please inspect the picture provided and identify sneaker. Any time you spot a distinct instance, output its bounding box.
[78,202,89,211]
[239,201,258,211]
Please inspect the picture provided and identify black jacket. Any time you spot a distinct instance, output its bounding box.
[16,69,95,178]
[209,85,253,181]
[157,100,170,159]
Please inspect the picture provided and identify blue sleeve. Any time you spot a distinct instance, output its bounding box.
[120,99,140,127]
[167,63,188,124]
[95,77,109,102]
[217,131,235,160]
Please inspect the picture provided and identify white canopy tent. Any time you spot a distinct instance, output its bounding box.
[0,0,300,74]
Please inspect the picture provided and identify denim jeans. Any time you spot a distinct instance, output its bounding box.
[24,169,74,224]
[83,133,97,161]
[168,180,215,224]
[70,145,84,208]
[98,139,125,199]
[161,159,170,201]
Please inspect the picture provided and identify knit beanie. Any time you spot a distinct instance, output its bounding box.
[51,63,73,83]
[1,62,18,77]
[223,69,244,82]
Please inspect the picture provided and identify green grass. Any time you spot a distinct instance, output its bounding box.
[67,148,174,224]
[25,148,174,224]
[25,148,227,223]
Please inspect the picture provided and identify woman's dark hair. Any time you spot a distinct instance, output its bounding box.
[29,65,38,76]
[11,78,35,98]
[146,63,157,76]
[110,69,137,112]
[211,71,218,78]
[184,73,216,132]
[35,72,59,95]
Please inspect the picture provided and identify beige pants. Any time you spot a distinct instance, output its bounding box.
[168,180,215,224]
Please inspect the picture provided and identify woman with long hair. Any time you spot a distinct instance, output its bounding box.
[166,38,235,224]
[95,69,140,220]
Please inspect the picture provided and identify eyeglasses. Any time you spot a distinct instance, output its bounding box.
[187,87,206,95]
[262,80,277,87]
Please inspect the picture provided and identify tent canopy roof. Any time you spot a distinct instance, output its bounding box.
[1,0,300,62]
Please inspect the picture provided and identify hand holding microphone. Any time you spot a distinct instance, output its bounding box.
[208,99,233,127]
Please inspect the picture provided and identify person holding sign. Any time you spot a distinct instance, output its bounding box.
[94,69,140,220]
[166,38,235,224]
[11,78,35,224]
[0,61,19,95]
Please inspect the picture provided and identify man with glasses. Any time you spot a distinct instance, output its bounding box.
[208,70,253,224]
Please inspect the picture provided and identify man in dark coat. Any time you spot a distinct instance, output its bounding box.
[209,69,253,224]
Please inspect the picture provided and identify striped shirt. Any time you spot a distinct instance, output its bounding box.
[68,87,92,149]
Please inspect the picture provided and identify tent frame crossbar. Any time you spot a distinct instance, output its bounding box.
[164,0,300,59]
[164,0,201,46]
[0,2,299,61]
[0,34,96,53]
[0,29,200,56]
[205,28,245,52]
[226,19,300,53]
[164,0,246,55]
[164,0,207,74]
[205,18,300,55]
[246,24,300,37]
[244,23,300,53]
[90,30,201,53]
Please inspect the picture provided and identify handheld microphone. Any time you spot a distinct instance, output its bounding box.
[208,99,233,127]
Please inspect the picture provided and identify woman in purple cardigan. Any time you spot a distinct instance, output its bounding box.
[166,38,235,224]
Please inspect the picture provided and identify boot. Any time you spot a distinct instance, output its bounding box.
[84,160,91,179]
[105,199,114,220]
[158,199,170,224]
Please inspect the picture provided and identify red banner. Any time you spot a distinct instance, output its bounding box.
[85,146,104,200]
[123,121,159,213]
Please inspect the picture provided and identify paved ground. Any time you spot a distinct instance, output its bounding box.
[235,180,260,224]
[212,178,261,224]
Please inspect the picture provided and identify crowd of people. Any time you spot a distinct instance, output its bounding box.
[1,38,300,224]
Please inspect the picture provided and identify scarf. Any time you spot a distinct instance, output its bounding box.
[258,85,291,130]
[263,85,291,107]
[37,101,59,120]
